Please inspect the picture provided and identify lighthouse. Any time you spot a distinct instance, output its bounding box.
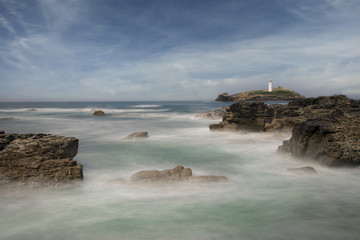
[268,79,273,92]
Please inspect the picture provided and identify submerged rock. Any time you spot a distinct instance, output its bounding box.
[195,109,225,120]
[287,166,318,174]
[125,131,149,140]
[0,133,83,185]
[130,166,228,183]
[188,176,229,182]
[0,117,19,121]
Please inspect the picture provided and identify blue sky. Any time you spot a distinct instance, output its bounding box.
[0,0,359,101]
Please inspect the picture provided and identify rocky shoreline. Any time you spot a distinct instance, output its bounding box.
[210,95,360,167]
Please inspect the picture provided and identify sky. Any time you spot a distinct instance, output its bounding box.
[0,0,359,101]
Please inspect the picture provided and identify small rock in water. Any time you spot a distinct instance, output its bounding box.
[0,117,19,121]
[26,109,37,112]
[129,166,228,183]
[287,166,318,174]
[93,110,105,116]
[125,132,149,140]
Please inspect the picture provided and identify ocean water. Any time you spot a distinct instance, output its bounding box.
[0,101,360,240]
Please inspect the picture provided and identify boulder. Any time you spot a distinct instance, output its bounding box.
[0,130,4,134]
[130,166,228,183]
[195,109,225,120]
[0,133,83,185]
[287,166,318,174]
[125,131,148,140]
[93,110,105,116]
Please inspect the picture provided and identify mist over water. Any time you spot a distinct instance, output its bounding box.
[1,101,360,240]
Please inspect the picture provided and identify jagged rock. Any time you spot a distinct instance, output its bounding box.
[278,108,360,167]
[210,95,359,132]
[93,110,105,116]
[195,109,225,120]
[0,133,83,185]
[287,166,318,174]
[130,166,228,183]
[125,132,148,140]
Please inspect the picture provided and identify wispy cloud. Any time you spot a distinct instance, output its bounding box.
[0,0,359,101]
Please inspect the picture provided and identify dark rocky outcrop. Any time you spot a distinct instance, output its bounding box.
[211,95,360,167]
[130,166,229,183]
[93,110,105,116]
[278,108,360,167]
[124,132,149,140]
[0,133,83,185]
[210,95,359,132]
[216,93,234,102]
[195,109,225,120]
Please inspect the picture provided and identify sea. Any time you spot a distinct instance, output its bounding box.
[0,101,359,240]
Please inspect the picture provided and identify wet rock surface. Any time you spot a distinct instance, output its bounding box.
[0,133,83,186]
[93,110,106,116]
[211,95,360,167]
[210,95,359,132]
[130,166,229,183]
[278,108,360,167]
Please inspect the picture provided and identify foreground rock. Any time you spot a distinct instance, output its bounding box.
[278,108,360,167]
[130,166,229,183]
[124,131,149,140]
[0,132,83,185]
[195,109,225,120]
[210,95,359,132]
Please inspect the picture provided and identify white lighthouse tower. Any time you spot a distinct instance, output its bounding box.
[268,79,273,92]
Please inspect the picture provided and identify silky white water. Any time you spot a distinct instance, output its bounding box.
[0,101,359,240]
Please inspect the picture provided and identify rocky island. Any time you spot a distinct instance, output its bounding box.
[0,132,83,187]
[216,86,305,102]
[210,95,360,167]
